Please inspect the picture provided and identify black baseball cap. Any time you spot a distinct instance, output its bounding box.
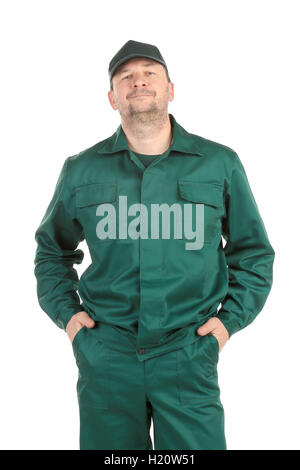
[108,40,169,82]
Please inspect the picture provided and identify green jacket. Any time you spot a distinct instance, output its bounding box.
[34,113,275,361]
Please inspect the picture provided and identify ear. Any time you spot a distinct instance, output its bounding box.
[168,82,175,102]
[108,90,118,110]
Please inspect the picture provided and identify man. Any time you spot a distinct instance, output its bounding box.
[34,39,275,450]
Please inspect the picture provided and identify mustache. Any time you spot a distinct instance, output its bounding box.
[128,91,154,98]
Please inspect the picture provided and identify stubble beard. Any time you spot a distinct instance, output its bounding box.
[119,87,170,131]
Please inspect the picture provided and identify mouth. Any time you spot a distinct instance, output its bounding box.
[129,94,152,99]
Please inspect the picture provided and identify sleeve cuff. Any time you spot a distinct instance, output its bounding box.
[55,305,84,331]
[215,312,242,338]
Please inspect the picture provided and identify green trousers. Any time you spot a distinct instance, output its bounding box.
[71,325,226,450]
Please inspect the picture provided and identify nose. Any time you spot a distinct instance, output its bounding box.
[130,72,150,88]
[133,80,148,90]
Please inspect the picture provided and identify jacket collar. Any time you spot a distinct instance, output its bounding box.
[96,113,204,156]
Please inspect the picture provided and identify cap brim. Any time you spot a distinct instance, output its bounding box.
[109,53,167,80]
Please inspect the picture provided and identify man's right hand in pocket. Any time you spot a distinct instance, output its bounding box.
[66,311,96,344]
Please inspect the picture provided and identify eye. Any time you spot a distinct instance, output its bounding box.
[122,71,155,80]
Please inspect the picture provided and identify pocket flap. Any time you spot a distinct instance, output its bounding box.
[75,183,116,208]
[178,181,223,208]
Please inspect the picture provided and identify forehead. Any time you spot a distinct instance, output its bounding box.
[116,58,161,75]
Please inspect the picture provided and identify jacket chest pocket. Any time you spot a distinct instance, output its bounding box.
[75,182,117,244]
[177,180,223,247]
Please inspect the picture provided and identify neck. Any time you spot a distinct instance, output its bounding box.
[121,113,172,155]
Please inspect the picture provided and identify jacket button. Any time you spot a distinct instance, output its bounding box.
[138,348,146,354]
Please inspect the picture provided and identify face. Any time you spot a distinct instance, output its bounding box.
[108,57,174,122]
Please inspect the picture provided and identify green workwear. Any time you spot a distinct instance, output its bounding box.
[34,112,275,361]
[72,323,225,450]
[34,113,274,450]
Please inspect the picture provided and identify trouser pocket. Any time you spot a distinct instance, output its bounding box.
[176,334,220,405]
[207,333,220,359]
[72,326,109,410]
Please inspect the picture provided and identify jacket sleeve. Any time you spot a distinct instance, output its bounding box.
[34,157,85,331]
[217,152,275,337]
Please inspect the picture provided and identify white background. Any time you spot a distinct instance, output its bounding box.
[1,0,299,450]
